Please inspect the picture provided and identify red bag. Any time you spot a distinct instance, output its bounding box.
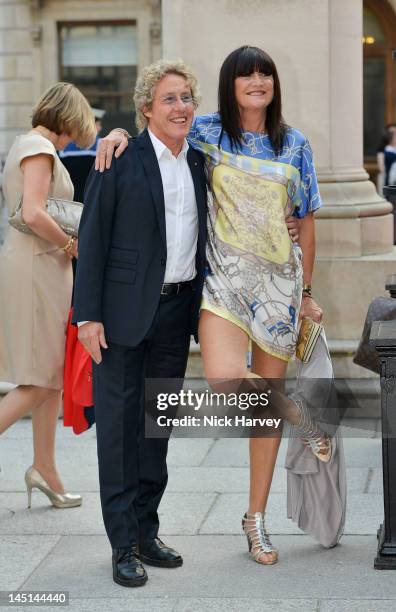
[63,308,94,434]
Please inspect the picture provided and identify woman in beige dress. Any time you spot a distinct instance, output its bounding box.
[0,82,96,508]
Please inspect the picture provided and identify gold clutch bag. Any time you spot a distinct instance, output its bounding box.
[296,317,323,363]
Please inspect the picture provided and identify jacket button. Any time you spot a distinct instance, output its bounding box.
[161,258,166,266]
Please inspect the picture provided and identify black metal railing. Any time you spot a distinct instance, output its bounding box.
[383,186,396,245]
[370,275,396,569]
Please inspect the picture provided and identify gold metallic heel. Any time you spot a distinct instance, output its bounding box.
[242,512,278,565]
[294,398,332,463]
[27,482,32,509]
[301,434,332,463]
[25,467,82,509]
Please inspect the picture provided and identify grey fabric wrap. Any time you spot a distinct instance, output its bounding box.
[285,330,346,548]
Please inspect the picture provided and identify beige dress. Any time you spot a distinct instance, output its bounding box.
[0,133,74,389]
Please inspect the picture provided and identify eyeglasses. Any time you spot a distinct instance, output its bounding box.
[158,95,196,107]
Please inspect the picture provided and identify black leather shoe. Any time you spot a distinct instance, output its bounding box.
[138,538,183,568]
[112,546,148,587]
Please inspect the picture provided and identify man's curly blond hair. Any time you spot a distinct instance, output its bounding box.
[133,59,201,132]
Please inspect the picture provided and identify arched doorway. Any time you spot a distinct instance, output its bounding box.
[363,0,396,179]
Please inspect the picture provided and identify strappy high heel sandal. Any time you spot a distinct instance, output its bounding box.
[242,512,278,565]
[294,398,332,463]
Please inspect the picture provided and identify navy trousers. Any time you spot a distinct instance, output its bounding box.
[93,288,193,549]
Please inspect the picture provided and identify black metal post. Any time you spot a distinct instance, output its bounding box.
[385,274,396,299]
[370,292,396,568]
[383,186,396,245]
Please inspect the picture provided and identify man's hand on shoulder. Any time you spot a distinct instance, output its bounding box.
[286,215,300,242]
[78,321,108,364]
[95,129,130,173]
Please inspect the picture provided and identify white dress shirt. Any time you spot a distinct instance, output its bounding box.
[148,129,198,283]
[78,129,199,327]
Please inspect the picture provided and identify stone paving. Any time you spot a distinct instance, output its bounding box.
[0,418,394,611]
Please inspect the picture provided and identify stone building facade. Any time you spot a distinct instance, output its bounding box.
[0,0,161,238]
[0,0,395,375]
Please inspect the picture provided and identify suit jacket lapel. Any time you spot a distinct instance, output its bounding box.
[137,130,167,249]
[187,148,207,261]
[137,131,206,258]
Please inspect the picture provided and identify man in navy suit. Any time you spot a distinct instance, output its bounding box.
[73,60,207,588]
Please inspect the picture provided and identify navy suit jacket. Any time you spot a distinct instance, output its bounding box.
[72,129,207,346]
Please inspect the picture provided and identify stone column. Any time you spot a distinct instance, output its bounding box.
[312,0,395,375]
[163,0,396,377]
[149,0,162,63]
[315,0,392,257]
[0,0,35,242]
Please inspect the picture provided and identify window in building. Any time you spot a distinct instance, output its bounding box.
[364,58,386,158]
[59,22,138,135]
[363,1,396,165]
[363,6,386,45]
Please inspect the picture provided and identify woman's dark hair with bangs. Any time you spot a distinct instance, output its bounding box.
[218,46,288,157]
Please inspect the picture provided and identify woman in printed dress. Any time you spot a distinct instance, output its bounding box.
[190,47,325,565]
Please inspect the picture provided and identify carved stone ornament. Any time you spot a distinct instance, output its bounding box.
[384,375,396,395]
[29,0,42,10]
[30,26,42,45]
[150,22,161,44]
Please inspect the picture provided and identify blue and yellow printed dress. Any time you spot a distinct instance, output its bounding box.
[189,113,322,362]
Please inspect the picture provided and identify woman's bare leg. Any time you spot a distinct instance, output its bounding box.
[200,311,288,513]
[0,385,53,434]
[0,386,66,493]
[199,310,250,380]
[32,391,65,493]
[248,346,287,514]
[199,310,280,563]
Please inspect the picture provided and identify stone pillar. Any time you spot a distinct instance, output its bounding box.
[163,0,396,377]
[149,0,162,63]
[314,0,393,257]
[0,0,35,242]
[312,0,395,375]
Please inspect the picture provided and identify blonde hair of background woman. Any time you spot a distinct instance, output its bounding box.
[32,82,96,149]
